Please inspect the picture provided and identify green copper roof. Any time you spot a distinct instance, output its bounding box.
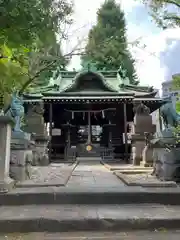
[23,69,157,99]
[53,70,120,93]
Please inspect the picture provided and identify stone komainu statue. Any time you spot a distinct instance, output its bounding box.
[6,92,24,132]
[133,103,150,115]
[160,100,180,128]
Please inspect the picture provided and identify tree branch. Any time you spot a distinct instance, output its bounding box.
[19,59,57,94]
[165,0,180,8]
[19,37,86,94]
[164,15,180,21]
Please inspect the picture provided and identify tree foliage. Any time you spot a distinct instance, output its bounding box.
[139,0,180,28]
[172,74,180,112]
[0,45,28,107]
[82,0,138,84]
[173,74,180,89]
[0,0,73,108]
[0,0,72,46]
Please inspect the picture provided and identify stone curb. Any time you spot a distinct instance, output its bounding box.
[2,191,180,205]
[64,161,78,186]
[114,172,177,188]
[0,218,180,233]
[100,161,116,171]
[100,161,153,172]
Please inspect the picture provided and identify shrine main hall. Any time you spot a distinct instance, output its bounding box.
[23,67,166,163]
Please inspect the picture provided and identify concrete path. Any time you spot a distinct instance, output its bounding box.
[67,162,125,188]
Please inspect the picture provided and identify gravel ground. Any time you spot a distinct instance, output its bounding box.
[16,163,77,187]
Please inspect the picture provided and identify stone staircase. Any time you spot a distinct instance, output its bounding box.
[0,190,180,233]
[0,204,180,233]
[1,162,180,233]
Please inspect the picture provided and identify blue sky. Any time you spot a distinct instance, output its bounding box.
[63,0,180,90]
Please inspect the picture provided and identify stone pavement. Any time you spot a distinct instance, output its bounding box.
[67,162,125,188]
[1,231,180,240]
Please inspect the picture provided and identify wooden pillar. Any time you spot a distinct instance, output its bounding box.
[49,103,53,161]
[123,102,128,163]
[159,108,162,131]
[108,122,112,147]
[67,125,71,148]
[87,111,92,144]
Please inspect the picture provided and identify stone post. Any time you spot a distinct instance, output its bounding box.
[0,116,15,192]
[131,103,156,166]
[10,133,33,181]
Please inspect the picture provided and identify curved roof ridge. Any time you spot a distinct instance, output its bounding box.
[94,71,118,92]
[60,70,118,93]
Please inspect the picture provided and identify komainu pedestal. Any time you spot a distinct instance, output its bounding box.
[10,132,33,181]
[31,135,49,166]
[151,128,180,181]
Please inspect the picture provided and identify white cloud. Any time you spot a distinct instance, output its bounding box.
[119,0,141,11]
[65,0,180,91]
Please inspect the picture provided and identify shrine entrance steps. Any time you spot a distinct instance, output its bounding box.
[1,162,180,232]
[76,156,101,161]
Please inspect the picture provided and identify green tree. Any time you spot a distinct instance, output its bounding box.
[139,0,180,28]
[0,0,73,108]
[81,0,138,84]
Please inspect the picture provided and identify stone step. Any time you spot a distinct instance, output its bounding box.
[3,231,180,240]
[0,204,180,233]
[2,187,180,205]
[77,157,101,161]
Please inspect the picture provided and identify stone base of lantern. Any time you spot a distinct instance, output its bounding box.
[0,177,15,193]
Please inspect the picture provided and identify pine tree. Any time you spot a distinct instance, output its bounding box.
[82,0,138,84]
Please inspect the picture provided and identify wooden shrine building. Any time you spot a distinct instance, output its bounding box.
[23,67,166,162]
